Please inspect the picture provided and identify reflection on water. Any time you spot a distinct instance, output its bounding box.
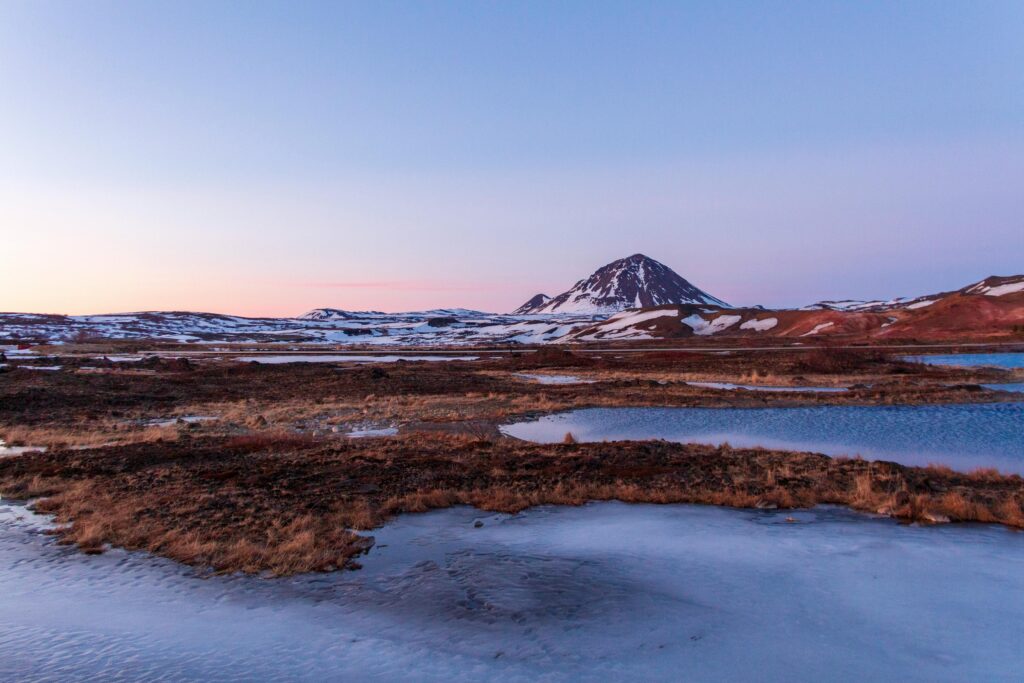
[984,383,1024,393]
[686,381,847,393]
[502,404,1024,473]
[514,373,595,385]
[234,355,479,364]
[1,500,1022,681]
[904,353,1024,369]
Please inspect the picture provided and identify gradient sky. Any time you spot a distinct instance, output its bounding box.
[2,1,1022,316]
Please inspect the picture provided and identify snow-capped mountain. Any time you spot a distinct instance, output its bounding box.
[516,254,729,314]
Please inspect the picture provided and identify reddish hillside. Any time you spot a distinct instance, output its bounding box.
[566,276,1024,342]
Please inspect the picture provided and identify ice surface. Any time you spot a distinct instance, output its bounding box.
[503,404,1024,473]
[1,500,1022,681]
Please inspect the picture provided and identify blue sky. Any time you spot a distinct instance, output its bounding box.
[2,1,1022,315]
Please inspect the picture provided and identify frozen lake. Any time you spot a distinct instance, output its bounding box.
[1,500,1022,681]
[904,352,1024,369]
[503,404,1024,474]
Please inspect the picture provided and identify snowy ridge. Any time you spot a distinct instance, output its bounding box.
[806,274,1024,313]
[0,310,599,346]
[964,275,1024,298]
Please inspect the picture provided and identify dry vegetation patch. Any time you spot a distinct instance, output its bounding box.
[2,434,1021,576]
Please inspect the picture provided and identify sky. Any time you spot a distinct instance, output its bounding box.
[2,1,1022,316]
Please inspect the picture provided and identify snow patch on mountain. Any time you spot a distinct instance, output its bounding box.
[682,314,741,336]
[801,322,835,337]
[573,309,679,340]
[986,282,1024,297]
[739,317,778,331]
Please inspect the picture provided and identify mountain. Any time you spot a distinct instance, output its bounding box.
[3,273,1021,347]
[512,294,551,315]
[564,274,1024,341]
[516,254,729,314]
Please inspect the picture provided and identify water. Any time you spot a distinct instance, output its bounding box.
[503,404,1024,474]
[144,415,218,427]
[984,383,1024,393]
[514,373,595,385]
[234,355,479,364]
[1,500,1022,681]
[904,352,1024,369]
[347,427,399,438]
[687,381,847,393]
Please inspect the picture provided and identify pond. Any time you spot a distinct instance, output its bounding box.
[502,404,1024,474]
[903,353,1024,369]
[1,501,1022,681]
[983,383,1024,393]
[235,355,479,364]
[514,373,595,385]
[686,381,847,393]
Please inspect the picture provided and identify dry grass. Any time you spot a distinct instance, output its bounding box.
[3,434,1022,576]
[31,480,371,573]
[0,423,180,449]
[223,431,318,452]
